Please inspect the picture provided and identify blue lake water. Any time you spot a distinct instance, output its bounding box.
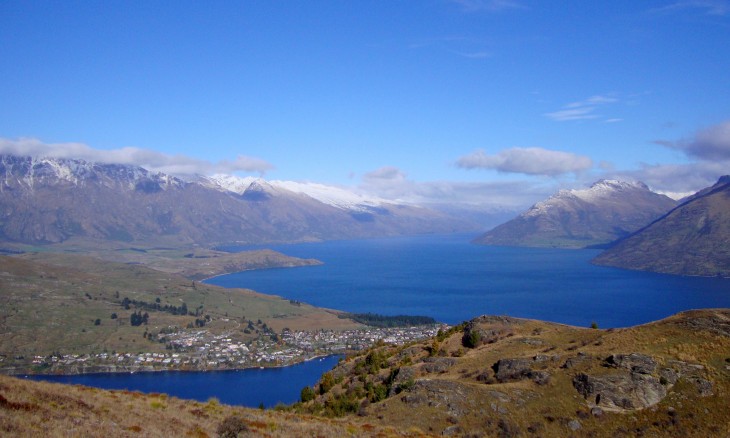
[27,355,341,408]
[31,233,729,407]
[212,233,730,329]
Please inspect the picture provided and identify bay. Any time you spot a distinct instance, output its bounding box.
[212,233,730,328]
[27,355,341,408]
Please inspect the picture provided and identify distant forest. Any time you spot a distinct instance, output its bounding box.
[341,312,437,328]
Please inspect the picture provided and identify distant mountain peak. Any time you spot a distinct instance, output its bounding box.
[203,173,391,212]
[476,179,676,248]
[0,153,473,245]
[589,179,648,190]
[594,176,730,277]
[0,154,185,192]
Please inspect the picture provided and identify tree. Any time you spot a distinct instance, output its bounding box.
[300,386,315,402]
[319,372,335,395]
[94,318,101,326]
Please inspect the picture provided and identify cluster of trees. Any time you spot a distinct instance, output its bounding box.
[130,311,149,327]
[341,312,437,328]
[120,297,191,316]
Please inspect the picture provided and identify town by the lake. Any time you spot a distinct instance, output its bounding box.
[3,324,447,375]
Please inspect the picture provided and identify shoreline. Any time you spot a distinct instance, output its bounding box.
[11,353,343,378]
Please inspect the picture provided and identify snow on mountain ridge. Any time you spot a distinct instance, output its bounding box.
[205,174,260,194]
[523,179,651,217]
[0,154,185,191]
[205,174,391,212]
[270,180,389,211]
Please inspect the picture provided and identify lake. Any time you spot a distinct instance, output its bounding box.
[32,233,730,408]
[212,233,730,328]
[27,355,341,408]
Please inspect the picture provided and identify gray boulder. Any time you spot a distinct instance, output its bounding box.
[422,357,457,374]
[562,352,591,369]
[606,353,657,374]
[388,366,416,397]
[573,371,667,410]
[493,358,532,382]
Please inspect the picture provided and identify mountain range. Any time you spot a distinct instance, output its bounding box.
[594,176,730,277]
[473,179,677,248]
[0,154,475,246]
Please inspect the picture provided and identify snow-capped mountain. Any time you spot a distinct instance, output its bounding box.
[0,154,475,246]
[202,174,392,212]
[594,176,730,277]
[473,179,677,248]
[0,154,184,192]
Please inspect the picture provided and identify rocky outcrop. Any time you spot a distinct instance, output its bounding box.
[400,380,473,418]
[606,353,657,374]
[493,358,532,382]
[572,352,671,410]
[573,372,667,410]
[388,367,416,397]
[492,358,551,385]
[461,319,513,348]
[562,352,591,369]
[421,358,456,374]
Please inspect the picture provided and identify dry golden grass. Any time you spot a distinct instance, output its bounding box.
[299,310,730,437]
[0,374,430,437]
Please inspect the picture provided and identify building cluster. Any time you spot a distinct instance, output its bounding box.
[14,324,448,374]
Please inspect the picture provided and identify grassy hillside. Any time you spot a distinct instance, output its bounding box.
[2,236,323,280]
[0,374,416,437]
[295,310,730,437]
[0,253,357,373]
[1,311,728,437]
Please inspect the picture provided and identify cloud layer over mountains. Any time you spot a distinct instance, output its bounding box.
[3,118,730,209]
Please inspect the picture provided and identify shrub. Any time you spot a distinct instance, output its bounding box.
[216,416,249,438]
[463,330,481,348]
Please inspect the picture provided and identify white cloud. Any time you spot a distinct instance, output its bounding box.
[655,119,730,161]
[363,166,408,182]
[544,107,598,121]
[0,137,274,176]
[652,0,730,16]
[545,94,619,122]
[456,147,593,176]
[358,165,550,209]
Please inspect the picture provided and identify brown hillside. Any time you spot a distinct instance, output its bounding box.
[297,310,730,437]
[0,374,420,437]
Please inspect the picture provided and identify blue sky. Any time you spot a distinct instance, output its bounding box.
[1,1,729,207]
